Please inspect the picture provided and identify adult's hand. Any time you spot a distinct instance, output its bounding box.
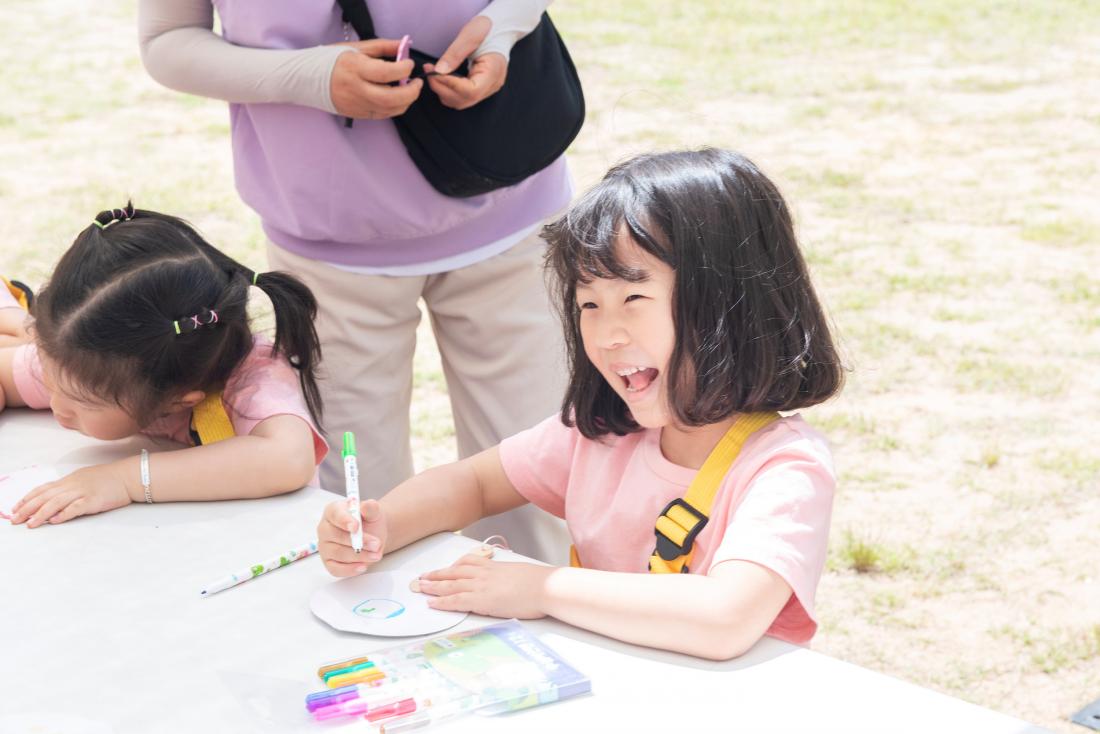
[424,16,507,110]
[330,39,423,119]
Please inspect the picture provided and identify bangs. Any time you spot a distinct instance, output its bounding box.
[41,343,150,415]
[546,175,674,287]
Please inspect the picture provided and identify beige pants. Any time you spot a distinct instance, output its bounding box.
[267,232,570,564]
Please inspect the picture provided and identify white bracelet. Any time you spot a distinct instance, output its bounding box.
[140,449,153,504]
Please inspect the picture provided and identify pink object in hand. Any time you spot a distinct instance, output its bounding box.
[396,35,412,86]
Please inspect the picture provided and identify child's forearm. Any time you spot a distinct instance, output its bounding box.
[381,447,524,554]
[380,461,487,553]
[117,427,316,503]
[537,564,791,660]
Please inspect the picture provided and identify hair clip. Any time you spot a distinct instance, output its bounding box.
[93,202,136,230]
[173,308,219,336]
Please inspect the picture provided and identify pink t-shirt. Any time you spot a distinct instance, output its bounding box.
[12,337,328,478]
[499,414,835,644]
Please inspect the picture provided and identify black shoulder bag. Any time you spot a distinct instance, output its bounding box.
[335,0,585,198]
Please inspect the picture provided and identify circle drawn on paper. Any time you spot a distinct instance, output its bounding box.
[353,598,405,619]
[311,568,467,637]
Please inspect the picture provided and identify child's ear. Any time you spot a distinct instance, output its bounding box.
[168,390,206,413]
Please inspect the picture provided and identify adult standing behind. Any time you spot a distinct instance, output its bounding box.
[139,0,571,562]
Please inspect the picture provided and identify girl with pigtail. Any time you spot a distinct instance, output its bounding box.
[0,203,329,527]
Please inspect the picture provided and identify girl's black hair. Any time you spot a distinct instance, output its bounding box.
[32,204,323,430]
[544,149,844,439]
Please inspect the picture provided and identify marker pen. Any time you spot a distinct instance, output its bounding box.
[342,431,363,553]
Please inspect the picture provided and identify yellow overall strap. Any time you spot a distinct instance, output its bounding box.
[2,277,31,311]
[189,391,236,446]
[568,412,780,572]
[649,411,780,574]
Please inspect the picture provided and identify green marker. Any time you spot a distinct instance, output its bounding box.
[342,431,363,553]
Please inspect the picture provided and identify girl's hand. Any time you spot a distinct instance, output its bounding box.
[330,39,423,120]
[416,553,551,619]
[425,16,507,110]
[318,498,387,576]
[10,462,135,528]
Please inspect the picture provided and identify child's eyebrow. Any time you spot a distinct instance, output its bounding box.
[575,267,651,286]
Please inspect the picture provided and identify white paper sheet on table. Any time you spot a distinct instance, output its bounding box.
[308,534,470,636]
[0,464,83,520]
[310,533,535,637]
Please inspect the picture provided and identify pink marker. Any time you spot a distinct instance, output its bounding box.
[396,35,412,86]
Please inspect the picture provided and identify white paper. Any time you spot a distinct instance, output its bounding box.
[310,534,481,637]
[310,569,468,637]
[310,533,538,637]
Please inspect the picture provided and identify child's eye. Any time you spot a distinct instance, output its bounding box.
[625,294,645,303]
[577,301,597,310]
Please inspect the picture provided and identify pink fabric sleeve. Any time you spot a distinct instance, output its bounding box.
[222,344,328,466]
[497,414,580,519]
[0,284,22,310]
[710,453,835,643]
[11,344,51,409]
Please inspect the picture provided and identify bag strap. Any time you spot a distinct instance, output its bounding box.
[334,0,377,41]
[648,412,780,573]
[189,391,237,446]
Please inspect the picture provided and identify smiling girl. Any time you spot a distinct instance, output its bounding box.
[317,149,844,659]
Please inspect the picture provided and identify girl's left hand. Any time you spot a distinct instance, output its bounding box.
[425,16,507,110]
[10,462,134,528]
[416,553,552,619]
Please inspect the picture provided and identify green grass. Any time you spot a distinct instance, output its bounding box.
[954,356,1065,397]
[992,623,1100,675]
[977,444,1001,470]
[1036,450,1100,486]
[1021,220,1098,247]
[831,531,917,575]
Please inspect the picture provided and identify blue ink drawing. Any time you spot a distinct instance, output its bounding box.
[353,598,406,619]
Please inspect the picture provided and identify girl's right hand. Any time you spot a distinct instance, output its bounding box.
[330,39,423,120]
[318,498,387,576]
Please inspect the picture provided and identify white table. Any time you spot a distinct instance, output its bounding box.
[0,410,1050,734]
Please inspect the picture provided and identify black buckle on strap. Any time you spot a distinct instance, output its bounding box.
[653,498,708,562]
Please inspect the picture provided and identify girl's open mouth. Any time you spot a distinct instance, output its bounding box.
[614,365,660,396]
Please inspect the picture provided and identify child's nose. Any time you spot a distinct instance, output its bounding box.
[595,319,630,350]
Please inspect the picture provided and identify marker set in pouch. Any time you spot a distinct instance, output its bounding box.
[304,620,590,730]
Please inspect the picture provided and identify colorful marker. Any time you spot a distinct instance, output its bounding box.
[317,657,371,679]
[322,659,377,684]
[343,432,363,553]
[396,35,412,86]
[326,666,387,689]
[307,680,450,715]
[307,682,391,712]
[311,687,418,721]
[199,541,318,596]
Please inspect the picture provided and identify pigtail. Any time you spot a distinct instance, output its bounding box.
[251,271,324,432]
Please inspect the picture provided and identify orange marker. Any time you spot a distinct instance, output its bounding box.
[317,656,370,679]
